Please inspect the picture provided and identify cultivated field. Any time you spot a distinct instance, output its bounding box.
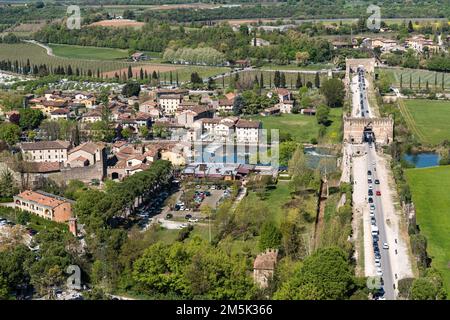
[88,19,145,29]
[219,69,335,89]
[0,43,229,82]
[379,68,450,90]
[0,43,137,73]
[400,99,450,145]
[49,44,129,60]
[405,166,450,294]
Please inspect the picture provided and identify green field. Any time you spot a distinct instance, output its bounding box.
[405,166,450,294]
[379,68,450,90]
[219,70,336,89]
[260,63,334,71]
[0,43,229,82]
[250,107,342,144]
[49,44,129,60]
[402,99,450,145]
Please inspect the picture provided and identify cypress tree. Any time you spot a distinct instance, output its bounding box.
[127,65,133,79]
[259,73,264,89]
[296,72,302,88]
[315,72,320,88]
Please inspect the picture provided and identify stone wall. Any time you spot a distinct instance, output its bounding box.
[343,116,394,145]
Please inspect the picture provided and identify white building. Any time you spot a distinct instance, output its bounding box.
[21,140,70,163]
[158,94,183,115]
[236,119,261,143]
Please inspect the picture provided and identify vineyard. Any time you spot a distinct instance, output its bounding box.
[217,69,340,89]
[378,68,450,90]
[0,43,230,82]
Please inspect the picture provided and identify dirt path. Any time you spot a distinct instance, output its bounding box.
[24,40,54,57]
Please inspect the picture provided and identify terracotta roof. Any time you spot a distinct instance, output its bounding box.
[275,88,290,96]
[83,110,102,118]
[159,94,182,100]
[43,100,67,108]
[15,190,70,208]
[50,108,70,115]
[68,142,103,155]
[21,140,70,151]
[219,98,234,106]
[26,161,61,173]
[236,119,261,129]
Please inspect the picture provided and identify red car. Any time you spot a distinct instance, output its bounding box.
[376,191,381,196]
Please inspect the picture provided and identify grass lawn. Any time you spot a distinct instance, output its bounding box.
[250,108,342,144]
[49,44,129,60]
[250,113,318,143]
[260,63,334,71]
[403,99,450,145]
[405,166,450,294]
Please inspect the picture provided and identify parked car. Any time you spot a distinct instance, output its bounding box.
[185,214,192,220]
[376,268,383,276]
[188,218,198,223]
[382,242,389,250]
[368,197,373,203]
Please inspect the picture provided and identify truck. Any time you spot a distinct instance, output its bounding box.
[371,225,379,236]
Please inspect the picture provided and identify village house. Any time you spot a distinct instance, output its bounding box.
[406,35,440,53]
[236,119,261,143]
[202,117,238,141]
[66,142,105,168]
[131,52,148,62]
[50,108,70,120]
[139,100,157,113]
[176,105,215,128]
[20,140,70,163]
[158,94,183,115]
[82,109,103,123]
[250,37,270,47]
[14,190,73,223]
[217,98,234,113]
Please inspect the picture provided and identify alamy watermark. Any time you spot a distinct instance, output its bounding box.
[366,5,381,31]
[67,5,81,30]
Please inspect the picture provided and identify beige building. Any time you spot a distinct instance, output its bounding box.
[67,142,105,168]
[236,119,261,143]
[14,190,72,223]
[158,94,183,115]
[21,140,70,163]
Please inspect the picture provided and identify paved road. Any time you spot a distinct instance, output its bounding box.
[366,145,395,299]
[351,66,395,299]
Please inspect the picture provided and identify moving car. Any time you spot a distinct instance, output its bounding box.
[165,213,173,219]
[376,191,381,196]
[185,214,192,220]
[382,242,389,250]
[375,179,380,184]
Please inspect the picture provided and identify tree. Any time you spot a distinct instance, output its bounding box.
[121,127,133,140]
[0,169,18,199]
[274,247,355,300]
[280,72,286,88]
[316,104,330,125]
[19,108,44,130]
[295,51,310,66]
[232,95,245,116]
[274,71,281,88]
[127,65,133,79]
[408,20,414,33]
[314,72,320,88]
[259,222,282,251]
[139,126,149,138]
[0,123,21,146]
[320,78,345,107]
[121,82,141,97]
[295,73,303,89]
[190,72,203,87]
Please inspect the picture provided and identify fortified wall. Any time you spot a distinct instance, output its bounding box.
[343,116,394,145]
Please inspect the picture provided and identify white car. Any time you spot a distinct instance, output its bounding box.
[188,218,198,223]
[376,268,383,276]
[368,184,373,190]
[370,211,375,218]
[375,261,381,268]
[382,242,389,250]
